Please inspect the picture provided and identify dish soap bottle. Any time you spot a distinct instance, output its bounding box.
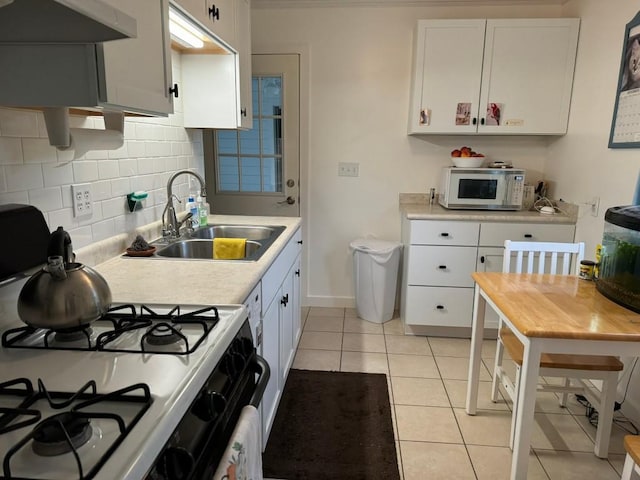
[197,195,208,227]
[186,195,199,228]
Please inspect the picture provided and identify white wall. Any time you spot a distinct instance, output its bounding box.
[550,0,640,255]
[553,0,640,427]
[0,51,204,251]
[251,3,562,307]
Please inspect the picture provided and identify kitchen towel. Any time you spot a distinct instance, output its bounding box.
[212,405,263,480]
[213,238,246,260]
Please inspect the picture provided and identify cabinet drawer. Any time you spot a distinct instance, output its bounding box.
[407,245,477,287]
[479,223,575,246]
[410,220,479,246]
[405,286,473,327]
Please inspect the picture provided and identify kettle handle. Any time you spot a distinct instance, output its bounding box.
[47,226,74,266]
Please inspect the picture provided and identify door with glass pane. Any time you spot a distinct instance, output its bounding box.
[204,54,300,216]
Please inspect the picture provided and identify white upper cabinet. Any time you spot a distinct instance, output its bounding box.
[408,18,580,135]
[102,0,174,115]
[180,0,252,129]
[175,0,235,48]
[205,0,236,46]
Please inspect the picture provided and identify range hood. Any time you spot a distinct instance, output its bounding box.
[0,0,137,43]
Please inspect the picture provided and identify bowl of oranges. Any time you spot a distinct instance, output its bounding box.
[450,146,485,167]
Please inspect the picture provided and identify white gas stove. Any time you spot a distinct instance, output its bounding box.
[0,275,257,480]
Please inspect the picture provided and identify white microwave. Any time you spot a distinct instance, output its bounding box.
[438,167,525,210]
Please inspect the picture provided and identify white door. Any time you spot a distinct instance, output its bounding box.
[204,54,300,216]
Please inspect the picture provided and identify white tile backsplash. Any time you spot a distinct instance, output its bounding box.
[0,109,39,137]
[22,138,57,164]
[97,160,120,180]
[28,187,63,212]
[72,161,99,183]
[6,164,44,191]
[42,162,73,187]
[0,138,23,164]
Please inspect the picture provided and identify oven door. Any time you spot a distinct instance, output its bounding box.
[147,322,270,480]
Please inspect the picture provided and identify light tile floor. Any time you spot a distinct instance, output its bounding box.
[292,307,631,480]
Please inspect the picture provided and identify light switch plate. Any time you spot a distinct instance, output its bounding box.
[338,162,359,177]
[71,183,93,218]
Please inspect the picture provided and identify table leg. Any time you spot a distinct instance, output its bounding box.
[466,284,486,415]
[510,338,542,480]
[594,374,616,458]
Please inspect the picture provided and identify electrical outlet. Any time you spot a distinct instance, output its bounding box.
[71,183,93,218]
[338,162,359,177]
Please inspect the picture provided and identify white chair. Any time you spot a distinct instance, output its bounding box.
[490,240,623,458]
[622,434,640,480]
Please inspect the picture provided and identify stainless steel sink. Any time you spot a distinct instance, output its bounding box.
[190,225,280,241]
[155,239,262,260]
[150,224,286,261]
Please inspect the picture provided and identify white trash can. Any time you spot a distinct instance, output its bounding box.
[350,238,402,323]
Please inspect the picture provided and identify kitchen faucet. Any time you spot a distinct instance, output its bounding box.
[162,170,207,239]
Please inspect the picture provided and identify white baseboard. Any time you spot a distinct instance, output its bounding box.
[303,295,355,308]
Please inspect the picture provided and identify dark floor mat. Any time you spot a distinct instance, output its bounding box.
[262,369,400,480]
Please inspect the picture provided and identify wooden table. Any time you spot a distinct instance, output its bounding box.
[465,272,640,480]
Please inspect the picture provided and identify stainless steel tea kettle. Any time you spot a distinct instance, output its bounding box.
[17,226,112,330]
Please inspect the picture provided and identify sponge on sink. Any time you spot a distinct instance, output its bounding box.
[213,238,246,260]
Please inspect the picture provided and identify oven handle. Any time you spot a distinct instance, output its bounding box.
[248,354,270,408]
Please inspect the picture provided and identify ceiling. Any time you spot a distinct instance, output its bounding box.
[251,0,569,8]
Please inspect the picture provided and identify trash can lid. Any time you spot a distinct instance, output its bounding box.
[350,238,401,254]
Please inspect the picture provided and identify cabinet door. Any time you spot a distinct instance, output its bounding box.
[181,52,240,128]
[261,295,280,447]
[279,266,295,383]
[408,19,485,134]
[101,0,173,115]
[175,0,208,25]
[204,0,236,46]
[292,256,302,347]
[478,18,579,134]
[236,0,252,129]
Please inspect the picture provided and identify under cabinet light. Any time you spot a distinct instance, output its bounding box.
[169,9,204,49]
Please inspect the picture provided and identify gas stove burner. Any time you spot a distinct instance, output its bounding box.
[3,303,226,355]
[31,412,93,457]
[54,327,94,343]
[144,323,183,346]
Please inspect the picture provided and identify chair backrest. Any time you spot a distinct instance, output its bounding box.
[503,240,585,275]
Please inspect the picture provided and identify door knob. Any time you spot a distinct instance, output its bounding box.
[278,196,295,205]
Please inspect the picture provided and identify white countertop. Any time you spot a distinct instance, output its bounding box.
[399,194,577,224]
[92,215,302,305]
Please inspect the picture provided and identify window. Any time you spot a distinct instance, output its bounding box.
[215,76,283,193]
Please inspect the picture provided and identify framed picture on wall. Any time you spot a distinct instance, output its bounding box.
[610,10,640,148]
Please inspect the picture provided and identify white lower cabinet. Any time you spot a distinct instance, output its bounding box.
[257,227,302,448]
[401,217,575,335]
